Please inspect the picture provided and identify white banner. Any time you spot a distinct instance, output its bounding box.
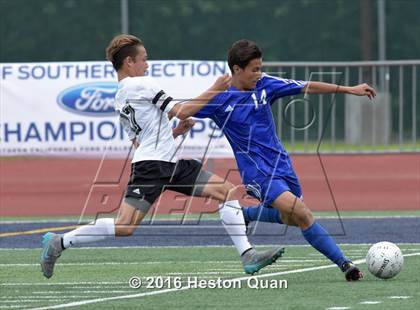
[0,61,234,158]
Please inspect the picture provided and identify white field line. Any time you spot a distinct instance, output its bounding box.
[387,296,412,299]
[1,243,420,251]
[0,301,41,303]
[32,292,74,295]
[1,282,126,287]
[165,271,245,275]
[22,252,420,310]
[0,297,87,300]
[0,258,328,267]
[0,296,69,306]
[30,296,93,299]
[66,291,134,294]
[204,267,293,271]
[67,286,126,289]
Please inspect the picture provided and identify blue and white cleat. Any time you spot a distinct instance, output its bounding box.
[40,232,64,279]
[241,247,285,275]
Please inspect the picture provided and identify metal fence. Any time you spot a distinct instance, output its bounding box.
[263,60,420,153]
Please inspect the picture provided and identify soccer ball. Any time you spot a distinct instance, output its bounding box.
[366,241,404,279]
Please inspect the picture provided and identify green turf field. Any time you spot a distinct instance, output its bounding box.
[1,244,419,310]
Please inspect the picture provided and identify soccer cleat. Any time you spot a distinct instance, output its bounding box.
[40,232,64,279]
[241,247,285,275]
[341,261,364,281]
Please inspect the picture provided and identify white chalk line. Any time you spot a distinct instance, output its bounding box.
[1,243,420,251]
[327,297,410,310]
[388,296,412,299]
[22,252,420,310]
[0,297,87,300]
[0,282,126,287]
[0,300,65,303]
[359,301,382,305]
[0,258,330,268]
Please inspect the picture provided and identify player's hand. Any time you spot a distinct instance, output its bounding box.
[212,73,232,92]
[349,83,376,100]
[173,118,195,137]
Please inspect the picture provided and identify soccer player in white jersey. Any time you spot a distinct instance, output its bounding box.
[40,35,284,279]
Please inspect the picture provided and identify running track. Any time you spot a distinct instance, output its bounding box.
[0,154,419,216]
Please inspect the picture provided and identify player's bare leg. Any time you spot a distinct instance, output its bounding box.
[270,191,363,281]
[41,201,147,279]
[198,174,285,274]
[114,202,148,236]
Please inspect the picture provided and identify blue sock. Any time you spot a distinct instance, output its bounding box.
[242,205,282,224]
[302,221,348,267]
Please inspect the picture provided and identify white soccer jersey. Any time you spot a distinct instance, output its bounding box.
[114,76,178,163]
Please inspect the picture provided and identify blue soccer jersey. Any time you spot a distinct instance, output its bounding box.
[194,74,307,205]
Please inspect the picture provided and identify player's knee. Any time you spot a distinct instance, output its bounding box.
[114,217,137,236]
[280,213,298,227]
[293,207,314,229]
[115,225,136,236]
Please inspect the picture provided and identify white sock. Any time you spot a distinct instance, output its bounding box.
[219,200,252,256]
[63,218,115,248]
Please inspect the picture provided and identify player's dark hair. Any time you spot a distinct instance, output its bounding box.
[106,34,144,71]
[228,39,262,73]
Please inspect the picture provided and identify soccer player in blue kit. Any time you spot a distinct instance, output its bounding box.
[194,40,376,281]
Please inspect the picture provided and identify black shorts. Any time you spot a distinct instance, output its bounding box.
[125,159,212,209]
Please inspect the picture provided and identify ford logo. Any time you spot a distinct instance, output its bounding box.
[57,82,118,116]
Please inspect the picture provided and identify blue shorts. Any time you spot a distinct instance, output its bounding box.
[245,170,302,207]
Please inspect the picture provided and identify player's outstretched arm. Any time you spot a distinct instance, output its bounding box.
[168,73,231,120]
[303,81,376,100]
